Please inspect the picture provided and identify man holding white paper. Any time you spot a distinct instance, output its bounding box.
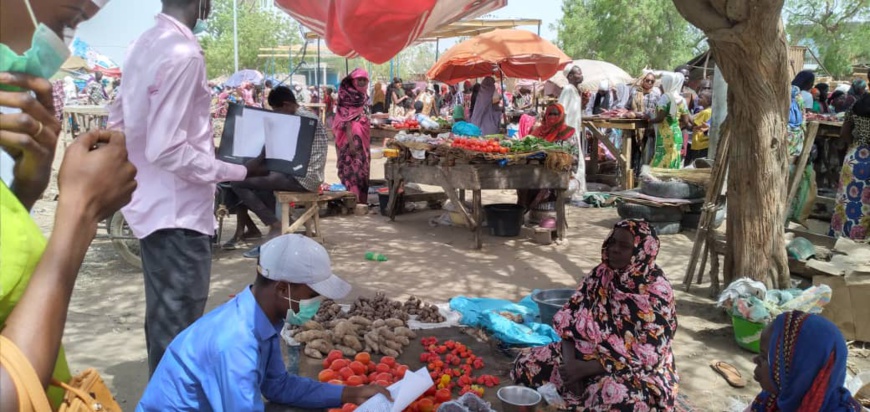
[108,0,263,376]
[231,86,329,258]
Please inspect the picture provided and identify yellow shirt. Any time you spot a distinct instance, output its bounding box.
[692,108,712,150]
[0,181,71,407]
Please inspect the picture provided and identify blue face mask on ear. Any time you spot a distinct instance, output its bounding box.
[0,0,72,85]
[192,0,208,35]
[285,289,322,326]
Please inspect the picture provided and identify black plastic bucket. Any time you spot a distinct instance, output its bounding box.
[484,204,525,237]
[378,193,404,216]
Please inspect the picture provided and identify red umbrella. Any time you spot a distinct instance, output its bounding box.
[427,29,572,84]
[275,0,506,64]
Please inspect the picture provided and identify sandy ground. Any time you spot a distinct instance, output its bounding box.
[30,140,868,411]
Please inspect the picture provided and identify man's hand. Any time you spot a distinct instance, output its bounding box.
[340,385,393,405]
[57,130,137,228]
[0,72,63,209]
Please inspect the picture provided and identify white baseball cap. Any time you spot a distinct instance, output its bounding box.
[258,235,351,300]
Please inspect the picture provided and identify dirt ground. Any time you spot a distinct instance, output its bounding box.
[31,141,868,411]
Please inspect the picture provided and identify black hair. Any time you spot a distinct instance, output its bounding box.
[699,90,713,103]
[791,70,816,91]
[674,65,691,74]
[854,93,870,117]
[265,80,273,88]
[414,100,424,113]
[161,0,196,6]
[268,86,296,108]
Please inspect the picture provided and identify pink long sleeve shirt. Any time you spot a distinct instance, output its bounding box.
[109,14,246,239]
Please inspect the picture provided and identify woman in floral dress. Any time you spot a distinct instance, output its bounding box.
[830,94,870,240]
[512,219,678,411]
[648,72,691,169]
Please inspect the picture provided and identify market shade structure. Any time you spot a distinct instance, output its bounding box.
[226,69,264,87]
[275,0,507,64]
[426,29,571,85]
[546,59,635,93]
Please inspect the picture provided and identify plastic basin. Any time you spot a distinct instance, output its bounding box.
[531,289,575,326]
[497,386,542,412]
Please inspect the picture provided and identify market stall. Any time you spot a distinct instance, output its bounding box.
[583,116,649,189]
[62,105,108,140]
[383,135,573,249]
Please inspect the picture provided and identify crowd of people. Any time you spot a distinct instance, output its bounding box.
[1,0,868,411]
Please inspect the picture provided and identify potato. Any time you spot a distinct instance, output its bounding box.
[302,321,324,331]
[349,316,372,326]
[336,344,357,357]
[383,340,403,351]
[303,347,323,359]
[342,335,364,352]
[394,327,417,339]
[333,320,354,339]
[294,330,327,343]
[385,318,404,328]
[307,339,333,354]
[381,348,400,358]
[363,333,380,353]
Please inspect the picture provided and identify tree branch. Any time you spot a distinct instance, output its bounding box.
[673,0,733,32]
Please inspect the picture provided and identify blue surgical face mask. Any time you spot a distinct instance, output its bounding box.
[285,290,322,326]
[192,0,208,35]
[0,0,72,82]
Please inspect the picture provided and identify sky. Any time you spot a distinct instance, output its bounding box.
[74,0,564,69]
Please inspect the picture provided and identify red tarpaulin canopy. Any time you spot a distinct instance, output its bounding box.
[275,0,507,64]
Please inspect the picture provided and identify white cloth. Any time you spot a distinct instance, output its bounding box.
[659,72,686,118]
[0,106,20,186]
[558,85,586,195]
[800,90,813,110]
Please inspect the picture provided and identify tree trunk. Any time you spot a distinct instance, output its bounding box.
[672,0,791,288]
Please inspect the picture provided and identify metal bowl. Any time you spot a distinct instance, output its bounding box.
[497,386,542,412]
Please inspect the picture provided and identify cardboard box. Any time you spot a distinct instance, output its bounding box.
[809,238,870,342]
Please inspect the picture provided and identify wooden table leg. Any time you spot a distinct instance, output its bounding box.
[280,201,290,235]
[472,190,482,249]
[623,131,634,189]
[387,177,403,221]
[459,190,466,203]
[588,133,599,176]
[556,189,567,240]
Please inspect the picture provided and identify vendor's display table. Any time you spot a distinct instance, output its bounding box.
[62,105,108,140]
[583,117,648,189]
[385,161,570,249]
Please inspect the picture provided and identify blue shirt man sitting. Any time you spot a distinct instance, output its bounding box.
[137,234,390,411]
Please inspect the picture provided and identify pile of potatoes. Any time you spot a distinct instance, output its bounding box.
[293,317,417,359]
[314,292,446,324]
[403,296,446,323]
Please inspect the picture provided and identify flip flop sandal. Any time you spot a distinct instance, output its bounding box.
[710,360,746,388]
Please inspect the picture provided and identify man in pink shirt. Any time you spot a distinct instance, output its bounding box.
[108,0,258,376]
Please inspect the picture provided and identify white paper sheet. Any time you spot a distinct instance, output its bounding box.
[355,367,434,412]
[230,108,303,162]
[263,113,301,163]
[231,113,265,158]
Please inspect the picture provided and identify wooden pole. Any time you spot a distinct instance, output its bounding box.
[785,121,819,217]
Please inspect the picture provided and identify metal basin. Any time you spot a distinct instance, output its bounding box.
[531,288,575,325]
[497,386,542,412]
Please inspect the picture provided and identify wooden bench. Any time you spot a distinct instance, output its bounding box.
[275,191,357,243]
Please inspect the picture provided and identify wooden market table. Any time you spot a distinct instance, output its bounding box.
[384,160,570,249]
[62,105,108,140]
[582,117,648,189]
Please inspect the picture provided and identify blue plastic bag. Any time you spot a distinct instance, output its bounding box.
[449,295,560,347]
[452,121,482,137]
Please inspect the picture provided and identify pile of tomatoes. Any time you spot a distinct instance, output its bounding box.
[391,119,420,130]
[450,138,509,154]
[416,337,500,402]
[320,351,408,412]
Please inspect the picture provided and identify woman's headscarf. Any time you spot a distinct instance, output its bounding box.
[614,83,631,110]
[531,103,575,142]
[469,77,500,136]
[789,86,804,129]
[372,81,385,105]
[751,311,861,412]
[660,71,686,118]
[334,68,369,125]
[850,78,867,96]
[792,70,816,91]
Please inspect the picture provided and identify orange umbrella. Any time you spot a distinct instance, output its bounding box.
[427,29,572,84]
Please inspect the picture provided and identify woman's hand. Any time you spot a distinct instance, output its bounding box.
[559,338,607,395]
[0,72,63,210]
[57,130,137,229]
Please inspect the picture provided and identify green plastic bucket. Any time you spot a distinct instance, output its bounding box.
[731,315,765,353]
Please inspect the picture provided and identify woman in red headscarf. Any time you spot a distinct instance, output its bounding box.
[332,68,371,204]
[531,103,576,142]
[517,103,578,210]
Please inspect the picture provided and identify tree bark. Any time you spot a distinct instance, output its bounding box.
[673,0,791,288]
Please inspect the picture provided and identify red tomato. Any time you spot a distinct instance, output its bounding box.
[349,361,366,376]
[435,388,451,402]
